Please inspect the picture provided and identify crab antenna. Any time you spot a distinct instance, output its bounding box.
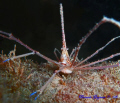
[60,3,67,49]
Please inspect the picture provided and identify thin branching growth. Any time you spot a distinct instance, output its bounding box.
[0,3,120,100]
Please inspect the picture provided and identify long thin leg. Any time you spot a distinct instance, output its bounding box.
[70,17,107,65]
[71,16,120,65]
[74,61,120,70]
[70,48,76,58]
[75,52,120,69]
[54,48,61,61]
[74,36,120,67]
[71,47,79,66]
[29,66,65,100]
[0,31,61,66]
[30,72,57,100]
[3,52,35,63]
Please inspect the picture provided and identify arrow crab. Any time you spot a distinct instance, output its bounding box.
[0,3,120,100]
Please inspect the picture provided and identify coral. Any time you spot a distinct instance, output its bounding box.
[0,48,120,103]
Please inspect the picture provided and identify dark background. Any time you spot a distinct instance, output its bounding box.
[0,0,120,63]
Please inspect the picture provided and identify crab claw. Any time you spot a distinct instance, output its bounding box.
[30,91,41,100]
[30,91,37,97]
[3,58,11,63]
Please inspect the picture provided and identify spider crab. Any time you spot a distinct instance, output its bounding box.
[0,3,120,100]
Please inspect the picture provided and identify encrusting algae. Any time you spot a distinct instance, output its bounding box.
[0,47,120,103]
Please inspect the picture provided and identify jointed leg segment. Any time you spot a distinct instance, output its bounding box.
[74,36,120,68]
[29,66,66,100]
[72,16,120,66]
[54,48,61,61]
[0,31,60,66]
